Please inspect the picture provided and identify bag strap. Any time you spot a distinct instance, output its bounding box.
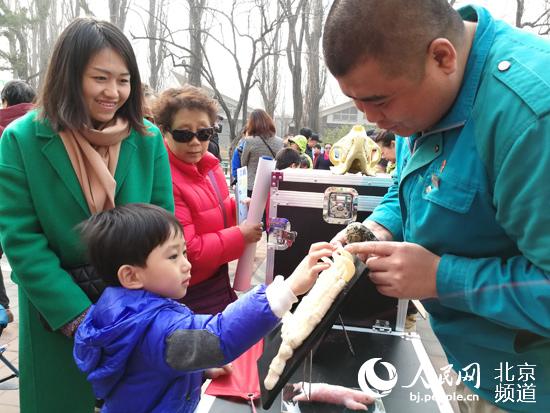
[258,136,276,157]
[207,170,228,228]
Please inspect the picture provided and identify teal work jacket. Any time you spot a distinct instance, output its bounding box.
[369,6,550,412]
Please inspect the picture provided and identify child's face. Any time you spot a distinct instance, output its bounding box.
[138,230,192,299]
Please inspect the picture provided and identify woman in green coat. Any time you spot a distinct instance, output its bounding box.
[0,19,174,413]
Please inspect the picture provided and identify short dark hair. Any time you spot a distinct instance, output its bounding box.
[299,127,313,138]
[246,109,276,138]
[373,130,396,147]
[323,0,465,79]
[275,147,301,170]
[78,203,182,286]
[314,143,322,150]
[38,18,146,134]
[299,155,310,168]
[153,85,218,133]
[1,80,36,106]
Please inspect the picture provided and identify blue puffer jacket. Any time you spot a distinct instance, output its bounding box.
[74,285,279,413]
[369,6,550,412]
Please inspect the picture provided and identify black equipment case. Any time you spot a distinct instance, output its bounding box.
[195,169,453,413]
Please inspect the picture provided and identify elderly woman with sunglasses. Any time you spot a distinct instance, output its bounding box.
[154,86,262,314]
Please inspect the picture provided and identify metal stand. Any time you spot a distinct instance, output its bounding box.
[0,344,19,384]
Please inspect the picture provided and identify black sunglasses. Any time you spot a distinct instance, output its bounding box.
[169,127,215,143]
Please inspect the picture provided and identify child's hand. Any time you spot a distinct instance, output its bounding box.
[204,363,233,379]
[286,242,336,296]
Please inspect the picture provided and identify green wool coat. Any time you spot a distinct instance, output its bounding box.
[0,111,174,413]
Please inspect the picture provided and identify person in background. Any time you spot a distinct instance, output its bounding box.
[230,127,247,186]
[74,203,336,413]
[0,80,36,135]
[298,154,310,169]
[315,142,334,170]
[0,80,37,323]
[282,133,293,147]
[275,147,301,170]
[241,109,284,197]
[142,83,157,124]
[0,18,174,413]
[299,127,313,158]
[288,135,313,168]
[325,0,550,411]
[154,86,262,314]
[208,115,223,161]
[312,143,322,168]
[373,130,396,175]
[306,132,322,159]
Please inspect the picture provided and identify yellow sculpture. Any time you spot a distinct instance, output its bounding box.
[329,125,381,175]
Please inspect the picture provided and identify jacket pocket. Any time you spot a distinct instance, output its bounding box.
[421,171,476,214]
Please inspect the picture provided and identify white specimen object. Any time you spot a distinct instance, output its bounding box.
[292,382,373,411]
[329,125,381,176]
[264,249,355,390]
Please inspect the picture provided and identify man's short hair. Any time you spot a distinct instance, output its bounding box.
[299,127,313,139]
[323,0,465,79]
[78,204,183,286]
[1,80,36,106]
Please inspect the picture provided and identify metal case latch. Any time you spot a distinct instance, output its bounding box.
[372,319,392,333]
[323,187,358,224]
[268,218,297,251]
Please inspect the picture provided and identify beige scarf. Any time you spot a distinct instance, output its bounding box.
[59,118,130,214]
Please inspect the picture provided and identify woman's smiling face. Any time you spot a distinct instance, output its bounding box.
[81,47,131,129]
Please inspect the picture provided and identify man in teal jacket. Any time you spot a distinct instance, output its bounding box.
[324,1,550,412]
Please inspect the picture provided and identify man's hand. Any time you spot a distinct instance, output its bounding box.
[331,220,393,246]
[345,241,440,299]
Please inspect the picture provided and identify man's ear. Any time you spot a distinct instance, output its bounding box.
[117,264,144,290]
[427,38,458,75]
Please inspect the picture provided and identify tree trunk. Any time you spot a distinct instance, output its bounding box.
[147,0,168,91]
[109,0,129,31]
[36,0,52,88]
[516,0,525,27]
[303,0,325,132]
[187,0,206,86]
[280,0,307,132]
[256,1,281,118]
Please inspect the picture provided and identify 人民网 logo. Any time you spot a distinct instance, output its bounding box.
[358,358,398,398]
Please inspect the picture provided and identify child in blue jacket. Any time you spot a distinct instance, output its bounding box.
[73,203,334,413]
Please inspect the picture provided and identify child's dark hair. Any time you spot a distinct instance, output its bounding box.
[275,147,301,169]
[299,155,310,168]
[78,203,182,286]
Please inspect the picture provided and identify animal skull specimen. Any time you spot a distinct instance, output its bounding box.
[264,249,356,390]
[330,125,381,176]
